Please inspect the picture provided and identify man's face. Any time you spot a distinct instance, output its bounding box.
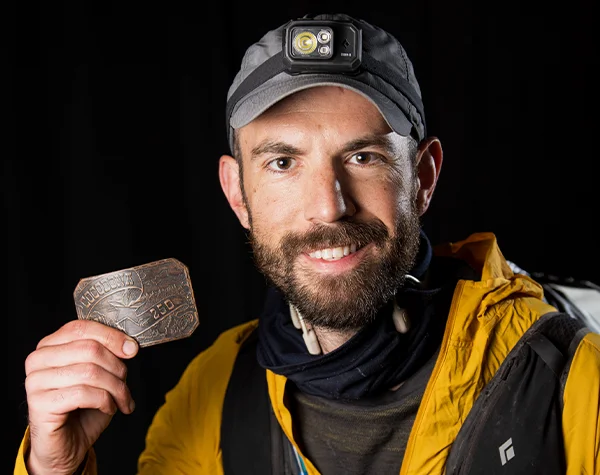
[234,86,421,330]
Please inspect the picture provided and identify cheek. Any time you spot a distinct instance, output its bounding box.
[356,179,415,230]
[247,182,301,237]
[382,169,417,210]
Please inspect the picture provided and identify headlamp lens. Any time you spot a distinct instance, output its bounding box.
[293,31,317,55]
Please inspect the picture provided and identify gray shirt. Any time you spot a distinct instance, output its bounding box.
[287,348,439,474]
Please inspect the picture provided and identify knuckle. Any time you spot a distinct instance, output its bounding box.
[100,389,111,404]
[116,362,128,381]
[66,319,88,338]
[55,365,71,379]
[24,374,37,394]
[24,351,37,375]
[81,363,100,381]
[82,339,104,359]
[116,378,129,397]
[70,384,88,403]
[36,334,51,350]
[100,389,115,411]
[51,388,69,405]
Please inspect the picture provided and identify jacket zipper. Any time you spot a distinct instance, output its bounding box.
[400,281,466,474]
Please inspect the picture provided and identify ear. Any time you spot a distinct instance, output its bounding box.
[219,155,250,229]
[414,137,443,216]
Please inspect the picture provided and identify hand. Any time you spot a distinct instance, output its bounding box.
[24,320,139,474]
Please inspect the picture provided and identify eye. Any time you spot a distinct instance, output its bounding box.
[267,157,295,172]
[348,151,382,165]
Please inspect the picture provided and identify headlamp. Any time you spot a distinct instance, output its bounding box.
[283,19,362,73]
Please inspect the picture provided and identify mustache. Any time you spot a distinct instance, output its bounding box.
[279,220,389,256]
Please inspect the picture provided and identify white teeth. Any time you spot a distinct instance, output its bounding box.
[332,247,344,259]
[308,244,359,261]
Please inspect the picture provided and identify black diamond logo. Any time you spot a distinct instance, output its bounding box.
[343,39,350,48]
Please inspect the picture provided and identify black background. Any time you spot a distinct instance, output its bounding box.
[6,0,598,472]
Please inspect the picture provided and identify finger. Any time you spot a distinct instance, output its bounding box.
[37,320,138,359]
[28,385,119,418]
[25,339,128,381]
[26,364,134,415]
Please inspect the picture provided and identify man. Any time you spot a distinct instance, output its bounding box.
[14,13,600,475]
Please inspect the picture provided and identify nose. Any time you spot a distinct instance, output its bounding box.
[303,164,356,223]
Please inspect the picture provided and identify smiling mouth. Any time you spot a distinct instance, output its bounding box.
[307,243,360,261]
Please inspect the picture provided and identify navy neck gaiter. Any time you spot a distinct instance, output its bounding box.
[256,231,457,400]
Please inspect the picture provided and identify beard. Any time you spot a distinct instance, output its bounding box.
[248,203,422,331]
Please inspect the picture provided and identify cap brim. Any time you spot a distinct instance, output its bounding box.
[229,72,413,137]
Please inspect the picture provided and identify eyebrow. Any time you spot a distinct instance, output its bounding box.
[249,134,396,160]
[338,134,397,157]
[250,141,304,160]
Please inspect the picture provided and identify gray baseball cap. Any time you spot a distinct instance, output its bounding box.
[225,13,427,153]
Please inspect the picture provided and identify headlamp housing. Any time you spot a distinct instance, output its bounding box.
[282,19,362,73]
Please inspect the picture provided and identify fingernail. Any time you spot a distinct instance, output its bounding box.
[129,399,136,413]
[123,339,138,356]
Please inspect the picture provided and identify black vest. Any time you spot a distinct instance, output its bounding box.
[221,311,590,474]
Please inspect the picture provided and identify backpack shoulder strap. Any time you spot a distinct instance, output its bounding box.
[220,326,273,474]
[524,311,590,407]
[445,311,590,474]
[558,322,591,408]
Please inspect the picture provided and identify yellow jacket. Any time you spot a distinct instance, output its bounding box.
[14,233,600,474]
